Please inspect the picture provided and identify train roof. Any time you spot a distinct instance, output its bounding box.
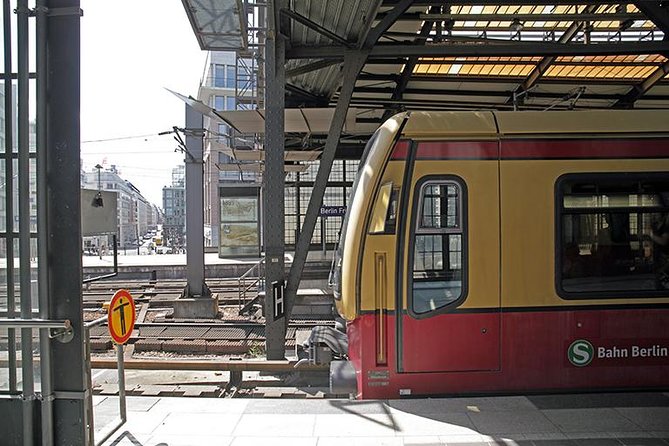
[399,109,669,139]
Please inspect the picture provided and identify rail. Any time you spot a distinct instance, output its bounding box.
[90,358,327,372]
[84,316,127,446]
[238,257,264,312]
[0,318,71,330]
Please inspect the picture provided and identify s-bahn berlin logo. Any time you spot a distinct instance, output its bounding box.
[567,338,669,367]
[568,339,594,367]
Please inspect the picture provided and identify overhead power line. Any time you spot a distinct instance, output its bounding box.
[81,133,165,144]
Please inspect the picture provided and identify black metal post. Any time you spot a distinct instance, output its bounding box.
[45,1,89,444]
[264,0,286,359]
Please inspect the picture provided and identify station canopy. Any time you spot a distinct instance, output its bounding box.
[181,0,248,50]
[184,1,669,154]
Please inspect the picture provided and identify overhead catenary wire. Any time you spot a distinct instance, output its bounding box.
[82,133,166,144]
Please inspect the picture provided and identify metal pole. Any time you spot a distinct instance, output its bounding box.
[116,343,126,422]
[135,206,139,255]
[35,0,55,437]
[263,0,286,360]
[45,1,88,443]
[321,217,326,255]
[17,0,35,443]
[0,319,71,329]
[185,105,206,297]
[3,0,17,394]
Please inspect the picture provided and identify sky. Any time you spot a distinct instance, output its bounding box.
[80,1,209,206]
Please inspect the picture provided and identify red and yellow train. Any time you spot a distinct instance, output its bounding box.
[328,110,669,398]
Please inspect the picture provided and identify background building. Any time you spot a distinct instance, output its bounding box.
[162,165,186,249]
[81,164,159,248]
[198,51,261,250]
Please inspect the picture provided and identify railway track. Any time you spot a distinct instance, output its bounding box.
[82,278,257,308]
[81,278,333,355]
[2,278,338,398]
[87,320,332,354]
[2,277,334,361]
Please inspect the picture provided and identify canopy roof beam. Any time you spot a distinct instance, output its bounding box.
[614,59,669,108]
[363,0,414,47]
[634,1,669,33]
[509,4,600,106]
[287,41,669,59]
[382,5,441,120]
[357,72,658,86]
[286,59,341,78]
[353,85,631,101]
[613,2,669,107]
[375,11,644,22]
[382,0,628,6]
[280,8,353,47]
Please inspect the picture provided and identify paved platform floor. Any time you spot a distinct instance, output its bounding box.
[96,392,669,446]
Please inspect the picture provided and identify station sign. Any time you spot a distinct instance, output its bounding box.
[272,280,285,321]
[319,206,347,217]
[107,289,137,345]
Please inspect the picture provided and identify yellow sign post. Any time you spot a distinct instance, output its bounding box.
[107,289,136,344]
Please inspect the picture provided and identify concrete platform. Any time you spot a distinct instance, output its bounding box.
[82,251,332,282]
[96,392,669,446]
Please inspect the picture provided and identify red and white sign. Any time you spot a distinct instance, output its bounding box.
[107,289,136,345]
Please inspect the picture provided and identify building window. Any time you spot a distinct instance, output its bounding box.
[226,96,236,111]
[410,178,466,316]
[214,95,225,111]
[226,65,235,88]
[557,173,669,298]
[218,123,230,139]
[214,64,226,88]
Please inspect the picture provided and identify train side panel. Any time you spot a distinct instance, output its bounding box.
[351,135,669,398]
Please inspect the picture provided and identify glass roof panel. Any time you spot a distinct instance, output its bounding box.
[413,54,666,80]
[436,2,661,35]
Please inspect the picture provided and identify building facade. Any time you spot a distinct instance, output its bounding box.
[81,165,158,248]
[198,51,261,249]
[162,165,186,249]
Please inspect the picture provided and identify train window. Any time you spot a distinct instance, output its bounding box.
[411,179,465,315]
[369,182,399,234]
[557,173,669,298]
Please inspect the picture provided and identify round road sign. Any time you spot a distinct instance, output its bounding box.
[107,289,136,344]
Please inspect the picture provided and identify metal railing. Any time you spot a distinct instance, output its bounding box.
[0,318,72,446]
[0,318,72,331]
[84,316,127,446]
[238,257,264,313]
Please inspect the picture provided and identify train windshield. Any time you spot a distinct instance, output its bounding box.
[332,129,381,300]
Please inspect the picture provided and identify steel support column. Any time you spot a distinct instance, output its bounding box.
[44,1,89,444]
[2,0,17,397]
[264,0,286,360]
[36,1,55,444]
[284,52,367,322]
[185,105,206,297]
[17,1,35,444]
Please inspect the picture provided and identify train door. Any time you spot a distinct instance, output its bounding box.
[397,147,501,373]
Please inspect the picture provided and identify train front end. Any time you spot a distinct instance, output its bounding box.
[328,114,407,397]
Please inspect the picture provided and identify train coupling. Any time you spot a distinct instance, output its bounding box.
[295,325,348,367]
